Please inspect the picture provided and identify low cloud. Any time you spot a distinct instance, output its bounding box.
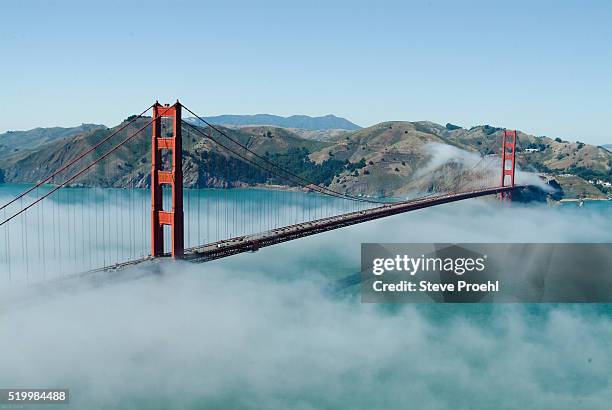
[419,143,552,191]
[416,143,483,177]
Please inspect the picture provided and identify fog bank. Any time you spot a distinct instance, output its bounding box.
[1,200,611,409]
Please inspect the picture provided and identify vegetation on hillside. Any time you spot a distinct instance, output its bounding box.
[264,147,366,186]
[445,123,462,130]
[183,147,367,188]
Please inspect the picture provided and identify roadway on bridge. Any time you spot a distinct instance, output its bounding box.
[183,186,515,263]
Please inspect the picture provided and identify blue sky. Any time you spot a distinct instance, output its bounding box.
[1,0,610,144]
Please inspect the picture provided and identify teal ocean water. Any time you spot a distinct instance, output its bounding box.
[0,185,611,409]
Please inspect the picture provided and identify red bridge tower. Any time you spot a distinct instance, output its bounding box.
[500,129,517,200]
[151,101,184,258]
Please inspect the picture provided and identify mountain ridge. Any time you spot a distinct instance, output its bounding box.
[184,113,360,131]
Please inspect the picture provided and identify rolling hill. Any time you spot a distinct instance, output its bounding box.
[309,122,611,198]
[0,118,610,200]
[0,123,106,160]
[0,119,333,189]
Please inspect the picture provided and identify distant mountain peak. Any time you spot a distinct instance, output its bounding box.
[184,113,360,131]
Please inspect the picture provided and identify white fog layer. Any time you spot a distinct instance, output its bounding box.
[1,199,611,409]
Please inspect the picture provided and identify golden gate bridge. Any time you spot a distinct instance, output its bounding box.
[0,101,521,282]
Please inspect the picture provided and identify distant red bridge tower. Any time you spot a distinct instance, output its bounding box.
[500,129,517,200]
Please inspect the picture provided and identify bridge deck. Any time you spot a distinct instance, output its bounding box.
[183,186,514,263]
[81,186,514,274]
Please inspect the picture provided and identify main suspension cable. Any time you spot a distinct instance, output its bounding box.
[0,105,174,227]
[0,104,155,212]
